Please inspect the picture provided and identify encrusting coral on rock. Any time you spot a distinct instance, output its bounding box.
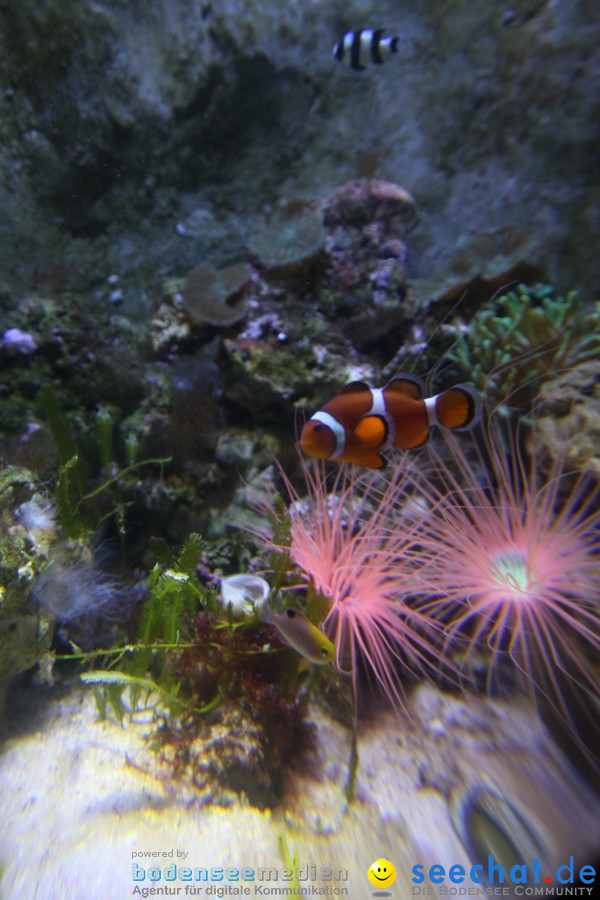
[182,262,252,327]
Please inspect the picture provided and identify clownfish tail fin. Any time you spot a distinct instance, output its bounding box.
[435,384,480,431]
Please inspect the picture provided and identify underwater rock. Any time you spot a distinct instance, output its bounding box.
[149,289,191,356]
[1,0,599,306]
[214,432,257,468]
[317,178,417,356]
[322,178,417,231]
[223,336,376,425]
[166,701,300,810]
[221,175,418,420]
[414,230,544,305]
[528,360,600,477]
[222,463,280,540]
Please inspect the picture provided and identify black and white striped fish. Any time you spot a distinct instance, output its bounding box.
[332,29,401,70]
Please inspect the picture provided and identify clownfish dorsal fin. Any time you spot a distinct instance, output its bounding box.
[339,380,372,395]
[385,374,424,400]
[354,414,388,449]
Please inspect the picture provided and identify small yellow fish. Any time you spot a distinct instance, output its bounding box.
[263,606,336,671]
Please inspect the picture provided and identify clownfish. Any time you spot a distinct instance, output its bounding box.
[263,605,336,672]
[332,29,401,70]
[300,375,479,469]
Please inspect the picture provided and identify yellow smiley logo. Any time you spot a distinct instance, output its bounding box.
[368,857,397,888]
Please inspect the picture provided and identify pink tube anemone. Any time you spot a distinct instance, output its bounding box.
[407,412,600,728]
[265,455,446,711]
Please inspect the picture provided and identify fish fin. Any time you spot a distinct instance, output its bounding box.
[261,604,275,625]
[297,657,312,673]
[436,385,479,430]
[385,374,424,400]
[390,35,400,53]
[406,430,429,450]
[339,380,372,395]
[354,450,387,469]
[354,414,388,448]
[404,430,430,450]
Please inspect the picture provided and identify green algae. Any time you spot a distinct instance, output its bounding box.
[0,466,56,717]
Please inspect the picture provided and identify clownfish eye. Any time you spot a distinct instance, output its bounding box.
[286,608,296,618]
[313,424,323,433]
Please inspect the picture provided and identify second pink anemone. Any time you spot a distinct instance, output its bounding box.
[407,413,600,724]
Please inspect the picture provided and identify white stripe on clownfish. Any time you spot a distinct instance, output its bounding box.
[309,409,346,459]
[424,395,439,427]
[308,387,397,460]
[368,387,396,449]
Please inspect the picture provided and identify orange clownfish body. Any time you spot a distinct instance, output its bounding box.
[300,375,478,469]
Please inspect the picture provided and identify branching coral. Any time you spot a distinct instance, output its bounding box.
[448,283,600,410]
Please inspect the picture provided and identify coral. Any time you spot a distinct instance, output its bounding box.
[317,179,417,357]
[14,493,56,535]
[149,277,191,355]
[249,203,326,270]
[447,283,600,411]
[409,413,600,738]
[182,262,251,327]
[1,328,38,355]
[415,233,542,306]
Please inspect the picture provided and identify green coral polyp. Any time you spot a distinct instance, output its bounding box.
[449,283,600,409]
[488,550,530,596]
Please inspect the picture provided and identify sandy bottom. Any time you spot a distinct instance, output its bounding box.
[0,683,598,899]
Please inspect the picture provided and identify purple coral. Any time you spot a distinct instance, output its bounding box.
[2,327,38,355]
